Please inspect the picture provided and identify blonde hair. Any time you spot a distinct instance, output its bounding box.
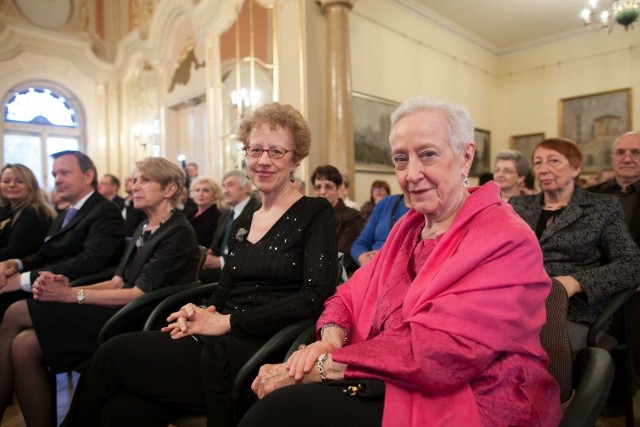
[189,176,222,203]
[135,157,186,206]
[0,164,55,224]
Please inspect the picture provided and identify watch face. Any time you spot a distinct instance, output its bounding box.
[76,290,85,303]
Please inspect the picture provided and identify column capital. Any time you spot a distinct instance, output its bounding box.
[318,0,355,12]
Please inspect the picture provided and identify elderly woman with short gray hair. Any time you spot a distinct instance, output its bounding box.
[493,149,530,201]
[242,96,561,427]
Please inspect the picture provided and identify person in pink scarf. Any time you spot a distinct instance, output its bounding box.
[241,96,562,427]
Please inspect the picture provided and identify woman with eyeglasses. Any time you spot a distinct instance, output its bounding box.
[492,149,531,201]
[0,164,55,262]
[62,103,339,427]
[311,165,364,275]
[510,138,640,351]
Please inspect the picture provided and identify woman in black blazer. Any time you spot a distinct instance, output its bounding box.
[510,138,640,351]
[0,157,200,426]
[187,176,222,247]
[0,164,55,261]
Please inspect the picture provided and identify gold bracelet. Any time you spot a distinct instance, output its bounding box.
[317,353,329,382]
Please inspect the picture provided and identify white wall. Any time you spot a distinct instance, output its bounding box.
[346,0,640,202]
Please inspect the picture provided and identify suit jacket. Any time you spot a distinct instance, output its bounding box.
[0,205,53,261]
[210,197,260,256]
[588,178,640,247]
[118,210,199,292]
[22,191,125,284]
[334,198,365,275]
[510,186,640,323]
[122,197,147,237]
[199,197,260,284]
[111,195,126,211]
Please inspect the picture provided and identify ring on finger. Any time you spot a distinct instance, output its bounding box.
[298,344,306,350]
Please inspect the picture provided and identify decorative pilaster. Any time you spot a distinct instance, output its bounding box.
[320,0,355,188]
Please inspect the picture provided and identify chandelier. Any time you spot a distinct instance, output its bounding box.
[581,0,640,30]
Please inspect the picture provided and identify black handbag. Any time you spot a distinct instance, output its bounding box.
[324,379,385,400]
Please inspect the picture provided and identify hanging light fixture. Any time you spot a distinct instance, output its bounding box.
[581,0,640,31]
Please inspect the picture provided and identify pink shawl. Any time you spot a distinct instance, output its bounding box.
[325,183,561,426]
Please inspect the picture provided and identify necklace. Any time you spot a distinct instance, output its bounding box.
[543,202,568,210]
[144,209,174,232]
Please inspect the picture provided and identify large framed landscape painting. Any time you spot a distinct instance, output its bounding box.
[559,88,631,172]
[510,133,545,163]
[353,92,399,172]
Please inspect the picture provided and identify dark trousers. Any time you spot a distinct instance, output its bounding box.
[61,331,264,427]
[238,383,384,427]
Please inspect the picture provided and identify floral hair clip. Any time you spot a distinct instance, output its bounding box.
[236,228,249,242]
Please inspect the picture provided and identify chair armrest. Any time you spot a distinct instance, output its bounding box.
[69,266,118,287]
[142,282,219,331]
[559,347,614,427]
[587,288,635,347]
[231,319,316,425]
[97,280,202,344]
[284,324,318,359]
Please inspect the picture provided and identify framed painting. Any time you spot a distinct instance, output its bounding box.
[353,92,399,172]
[471,128,491,176]
[559,88,631,172]
[510,132,545,163]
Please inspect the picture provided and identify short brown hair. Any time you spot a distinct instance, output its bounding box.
[237,103,311,161]
[311,165,342,187]
[135,157,186,206]
[534,138,582,170]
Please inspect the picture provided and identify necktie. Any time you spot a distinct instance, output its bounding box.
[220,211,235,254]
[62,208,78,228]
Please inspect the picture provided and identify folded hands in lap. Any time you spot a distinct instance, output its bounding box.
[251,340,337,399]
[161,303,232,339]
[32,272,72,302]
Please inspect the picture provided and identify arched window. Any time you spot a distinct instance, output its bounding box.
[2,85,83,188]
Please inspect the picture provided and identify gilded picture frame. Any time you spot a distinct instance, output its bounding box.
[471,128,491,176]
[353,92,399,172]
[510,133,546,164]
[559,88,632,172]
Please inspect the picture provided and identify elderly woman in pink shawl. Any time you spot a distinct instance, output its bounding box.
[242,96,562,427]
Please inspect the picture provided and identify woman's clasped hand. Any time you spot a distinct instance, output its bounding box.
[161,303,230,339]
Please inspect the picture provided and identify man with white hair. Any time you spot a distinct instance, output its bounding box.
[199,170,260,283]
[588,131,640,413]
[589,131,640,245]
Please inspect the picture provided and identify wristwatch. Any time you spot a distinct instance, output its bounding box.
[76,289,85,304]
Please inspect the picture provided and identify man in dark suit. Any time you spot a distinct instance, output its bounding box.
[589,131,640,246]
[98,173,126,211]
[0,150,125,318]
[199,170,259,283]
[121,170,147,237]
[588,131,640,406]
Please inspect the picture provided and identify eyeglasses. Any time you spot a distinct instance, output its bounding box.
[245,146,294,159]
[313,183,337,191]
[493,168,517,175]
[612,149,640,160]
